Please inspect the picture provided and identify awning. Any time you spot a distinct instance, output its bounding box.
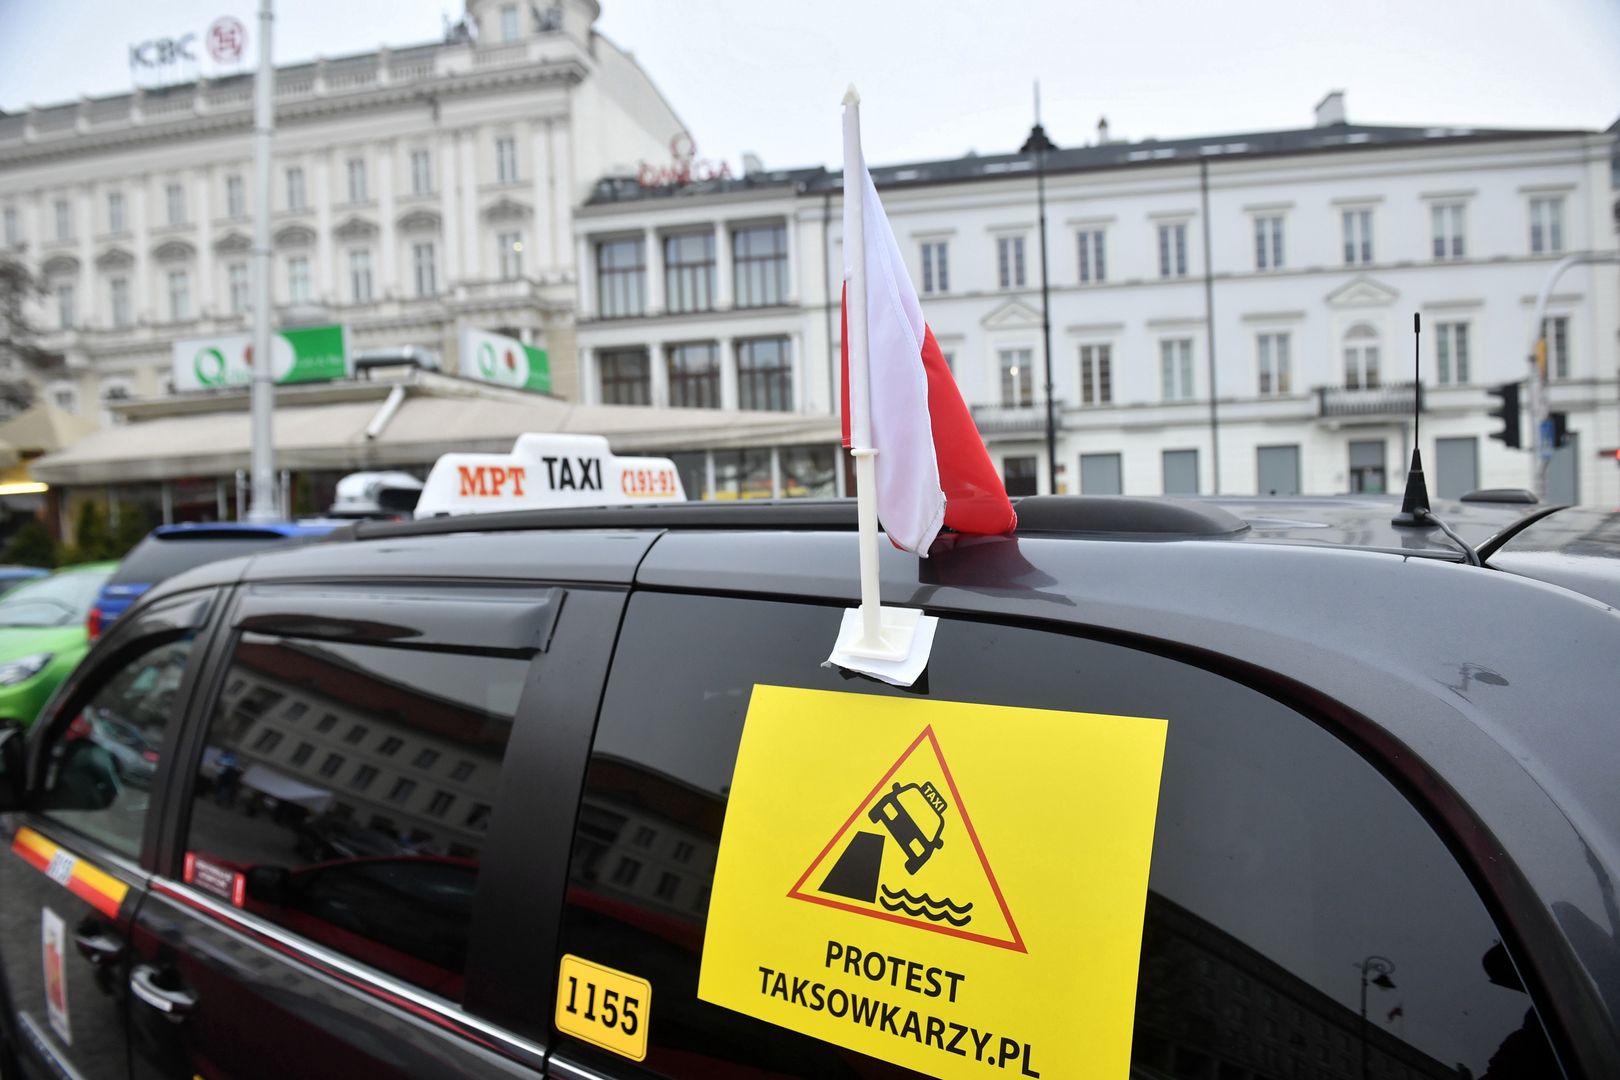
[0,403,97,456]
[31,380,840,485]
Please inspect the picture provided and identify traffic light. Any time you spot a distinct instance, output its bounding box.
[1487,382,1522,449]
[1550,411,1570,450]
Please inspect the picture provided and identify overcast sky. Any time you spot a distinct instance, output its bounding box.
[1,0,1616,171]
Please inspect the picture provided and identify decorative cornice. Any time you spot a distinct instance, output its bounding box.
[95,247,135,271]
[152,239,196,261]
[274,223,317,247]
[334,215,379,241]
[397,208,442,233]
[213,231,251,255]
[481,197,532,223]
[41,253,80,276]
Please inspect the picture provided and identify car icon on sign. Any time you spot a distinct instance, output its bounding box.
[868,782,945,875]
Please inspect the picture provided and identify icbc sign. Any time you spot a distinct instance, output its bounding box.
[130,35,196,69]
[207,17,247,63]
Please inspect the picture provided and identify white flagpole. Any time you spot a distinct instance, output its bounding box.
[841,87,885,652]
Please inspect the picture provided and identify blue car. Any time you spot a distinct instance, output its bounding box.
[88,522,337,641]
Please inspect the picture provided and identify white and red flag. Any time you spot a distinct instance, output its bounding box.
[840,162,1016,555]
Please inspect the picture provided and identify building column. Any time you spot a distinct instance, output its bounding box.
[782,214,799,304]
[645,227,664,315]
[376,140,397,300]
[75,185,93,327]
[576,232,593,317]
[24,192,44,277]
[438,132,459,288]
[715,220,733,308]
[313,153,334,303]
[549,121,572,281]
[718,335,737,410]
[131,178,151,323]
[459,130,480,280]
[196,166,215,316]
[529,120,554,275]
[648,340,668,408]
[577,344,594,404]
[790,331,805,413]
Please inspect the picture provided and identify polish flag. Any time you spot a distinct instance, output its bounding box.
[841,165,1016,555]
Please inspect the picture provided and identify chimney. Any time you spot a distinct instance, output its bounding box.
[1315,90,1346,127]
[1097,115,1110,144]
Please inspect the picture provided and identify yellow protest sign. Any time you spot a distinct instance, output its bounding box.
[698,685,1167,1079]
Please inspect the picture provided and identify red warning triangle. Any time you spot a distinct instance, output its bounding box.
[787,725,1024,952]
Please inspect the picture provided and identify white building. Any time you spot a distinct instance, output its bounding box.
[0,0,680,418]
[575,94,1620,504]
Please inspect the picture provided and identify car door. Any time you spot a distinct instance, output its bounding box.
[0,590,215,1080]
[124,581,622,1080]
[541,589,1565,1080]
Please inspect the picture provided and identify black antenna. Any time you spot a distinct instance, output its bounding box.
[1391,312,1431,527]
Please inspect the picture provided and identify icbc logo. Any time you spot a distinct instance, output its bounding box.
[208,16,247,63]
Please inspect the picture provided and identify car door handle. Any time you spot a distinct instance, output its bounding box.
[72,928,123,967]
[129,964,196,1021]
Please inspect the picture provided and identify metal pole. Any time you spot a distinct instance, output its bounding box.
[247,0,277,521]
[1199,159,1220,494]
[1035,146,1056,494]
[1527,251,1620,500]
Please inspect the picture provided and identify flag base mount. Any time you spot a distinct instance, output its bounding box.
[838,604,923,662]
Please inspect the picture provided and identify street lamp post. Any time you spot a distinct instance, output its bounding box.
[1356,954,1396,1080]
[1020,88,1058,495]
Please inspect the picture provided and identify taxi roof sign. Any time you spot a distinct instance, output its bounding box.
[415,434,685,518]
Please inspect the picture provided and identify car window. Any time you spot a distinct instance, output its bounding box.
[37,633,197,858]
[0,569,111,627]
[180,632,527,1003]
[109,536,291,585]
[553,592,1556,1079]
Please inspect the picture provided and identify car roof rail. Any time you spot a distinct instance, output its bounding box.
[1013,496,1248,536]
[1460,488,1539,505]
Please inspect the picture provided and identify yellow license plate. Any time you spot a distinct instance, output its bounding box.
[555,954,651,1062]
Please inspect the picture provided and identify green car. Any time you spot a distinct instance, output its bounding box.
[0,561,117,727]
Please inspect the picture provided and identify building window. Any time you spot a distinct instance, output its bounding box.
[1078,229,1105,284]
[1080,453,1123,495]
[168,270,191,321]
[999,347,1034,407]
[388,778,416,804]
[107,191,125,234]
[414,748,441,771]
[450,759,474,782]
[290,742,314,766]
[165,183,185,226]
[1257,332,1291,395]
[997,236,1026,289]
[664,232,715,313]
[410,150,433,196]
[3,207,17,247]
[50,385,78,413]
[109,277,131,327]
[667,342,720,408]
[673,840,694,863]
[596,238,646,318]
[253,729,283,753]
[733,224,788,307]
[1160,338,1195,401]
[378,735,403,756]
[1079,343,1111,406]
[54,200,71,242]
[316,713,338,733]
[225,263,249,315]
[920,241,949,294]
[287,256,311,304]
[427,790,454,817]
[1163,448,1199,495]
[1431,203,1465,260]
[1435,321,1469,385]
[1158,223,1188,278]
[1529,197,1563,255]
[350,764,378,791]
[412,242,437,297]
[500,2,520,42]
[598,347,651,405]
[1254,215,1284,271]
[498,232,523,280]
[1542,316,1570,380]
[226,175,245,218]
[656,872,680,901]
[737,337,792,412]
[56,282,75,330]
[346,158,367,203]
[1349,439,1387,494]
[495,136,519,184]
[1344,323,1380,389]
[612,857,641,887]
[632,825,656,848]
[286,167,306,211]
[343,724,368,745]
[319,753,344,778]
[349,249,372,303]
[1342,208,1373,265]
[1003,455,1038,496]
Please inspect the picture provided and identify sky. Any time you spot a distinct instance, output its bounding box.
[0,0,1616,172]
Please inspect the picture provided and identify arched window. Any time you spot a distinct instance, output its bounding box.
[1344,323,1380,390]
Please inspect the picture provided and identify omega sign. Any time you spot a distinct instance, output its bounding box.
[637,134,735,188]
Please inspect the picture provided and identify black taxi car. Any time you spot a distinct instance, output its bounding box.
[0,491,1616,1080]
